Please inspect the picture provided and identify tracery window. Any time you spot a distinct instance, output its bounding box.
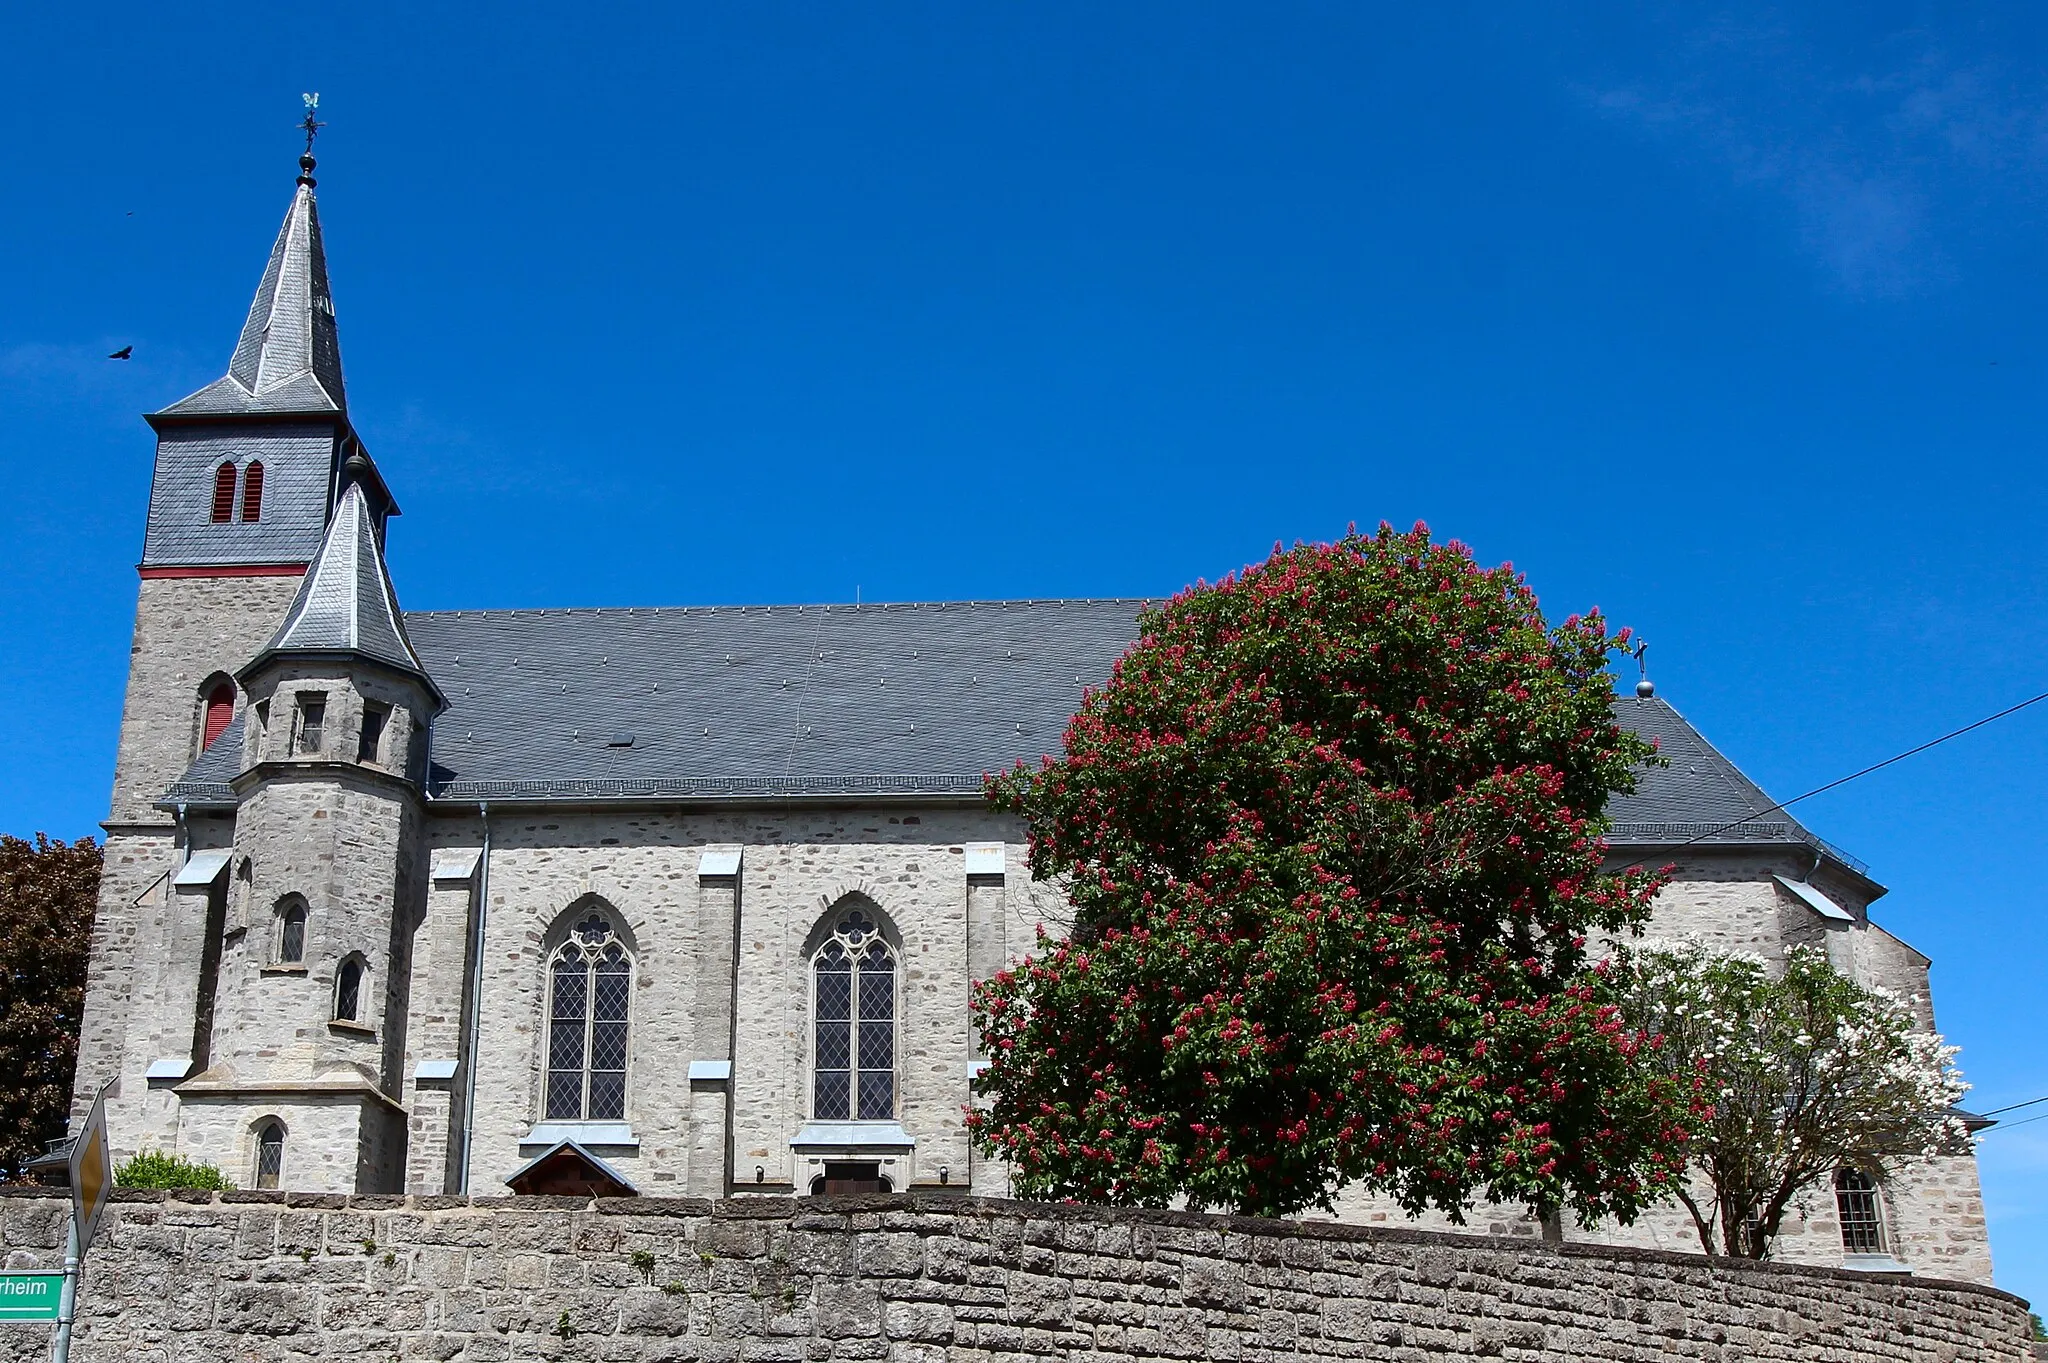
[1835,1168,1886,1254]
[254,1121,284,1190]
[545,913,632,1121]
[812,907,896,1121]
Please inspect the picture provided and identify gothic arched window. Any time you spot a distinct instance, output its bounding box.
[254,1120,285,1190]
[812,907,896,1121]
[276,898,307,965]
[545,913,632,1121]
[211,463,238,523]
[335,956,366,1023]
[1835,1168,1886,1254]
[201,680,236,750]
[240,460,265,522]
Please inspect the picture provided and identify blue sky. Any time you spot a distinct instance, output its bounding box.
[5,0,2048,1298]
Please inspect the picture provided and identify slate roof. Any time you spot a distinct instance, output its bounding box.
[161,596,1868,877]
[408,598,1140,802]
[154,183,347,419]
[240,483,436,693]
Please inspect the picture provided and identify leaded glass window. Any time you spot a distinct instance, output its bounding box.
[278,900,306,964]
[335,957,364,1022]
[1835,1168,1885,1254]
[812,908,896,1121]
[255,1122,284,1190]
[545,913,632,1121]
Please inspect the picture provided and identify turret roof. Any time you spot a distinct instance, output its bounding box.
[241,482,437,697]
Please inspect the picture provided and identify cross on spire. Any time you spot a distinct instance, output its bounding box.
[297,92,324,187]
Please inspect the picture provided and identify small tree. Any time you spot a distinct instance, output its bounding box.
[0,834,99,1181]
[1625,942,1967,1257]
[971,526,1699,1224]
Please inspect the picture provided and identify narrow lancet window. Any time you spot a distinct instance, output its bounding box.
[544,913,632,1121]
[239,460,264,522]
[335,957,364,1022]
[277,900,306,964]
[211,463,238,523]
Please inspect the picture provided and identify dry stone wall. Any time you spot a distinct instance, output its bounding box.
[0,1190,2027,1363]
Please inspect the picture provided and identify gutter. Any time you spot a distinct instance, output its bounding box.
[456,801,491,1195]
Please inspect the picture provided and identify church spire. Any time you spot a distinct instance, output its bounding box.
[155,99,347,418]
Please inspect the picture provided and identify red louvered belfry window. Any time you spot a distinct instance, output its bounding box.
[202,682,236,750]
[240,461,264,522]
[211,463,238,523]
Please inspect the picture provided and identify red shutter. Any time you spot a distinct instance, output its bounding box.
[240,461,265,522]
[211,464,238,523]
[202,684,235,749]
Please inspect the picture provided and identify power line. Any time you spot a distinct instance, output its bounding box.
[1981,1109,2048,1136]
[1624,687,2048,864]
[1977,1095,2048,1119]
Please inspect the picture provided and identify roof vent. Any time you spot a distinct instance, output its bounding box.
[608,733,635,748]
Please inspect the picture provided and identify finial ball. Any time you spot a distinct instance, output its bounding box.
[343,453,373,486]
[1636,678,1656,700]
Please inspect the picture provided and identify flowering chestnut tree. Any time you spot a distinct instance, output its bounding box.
[970,525,1699,1224]
[1625,942,1968,1258]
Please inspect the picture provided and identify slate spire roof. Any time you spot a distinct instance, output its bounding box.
[241,480,439,700]
[155,180,347,418]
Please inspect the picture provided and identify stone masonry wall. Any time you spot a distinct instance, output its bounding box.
[0,1191,2026,1363]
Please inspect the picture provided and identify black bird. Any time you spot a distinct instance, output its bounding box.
[107,346,131,360]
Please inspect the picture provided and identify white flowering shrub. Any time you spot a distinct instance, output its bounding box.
[1625,941,1967,1257]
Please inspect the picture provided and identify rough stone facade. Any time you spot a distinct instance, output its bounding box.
[0,1192,2027,1363]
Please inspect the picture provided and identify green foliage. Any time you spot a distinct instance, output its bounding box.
[2030,1311,2045,1341]
[1625,942,1968,1257]
[0,834,99,1182]
[972,526,1693,1223]
[630,1248,657,1278]
[114,1150,234,1191]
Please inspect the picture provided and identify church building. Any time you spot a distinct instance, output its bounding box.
[73,146,1993,1284]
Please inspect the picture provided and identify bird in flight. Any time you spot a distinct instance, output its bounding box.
[107,346,132,360]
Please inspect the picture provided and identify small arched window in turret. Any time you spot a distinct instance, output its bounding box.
[201,680,236,751]
[254,1121,285,1190]
[544,914,633,1121]
[276,898,307,965]
[240,460,264,522]
[211,463,238,523]
[335,956,366,1023]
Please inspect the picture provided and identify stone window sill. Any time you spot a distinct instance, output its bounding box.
[260,964,308,976]
[518,1120,639,1151]
[328,1019,376,1037]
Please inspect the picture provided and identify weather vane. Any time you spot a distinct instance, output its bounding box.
[297,93,324,188]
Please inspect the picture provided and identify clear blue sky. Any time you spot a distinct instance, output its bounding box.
[4,0,2046,1298]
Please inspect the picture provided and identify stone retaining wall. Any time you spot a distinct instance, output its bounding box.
[0,1190,2028,1362]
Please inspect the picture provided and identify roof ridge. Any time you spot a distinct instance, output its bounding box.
[403,596,1165,619]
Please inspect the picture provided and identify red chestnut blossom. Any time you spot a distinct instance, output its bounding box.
[970,525,1694,1224]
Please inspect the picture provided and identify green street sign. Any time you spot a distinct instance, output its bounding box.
[0,1272,63,1322]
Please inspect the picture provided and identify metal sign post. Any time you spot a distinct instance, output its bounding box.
[52,1082,113,1363]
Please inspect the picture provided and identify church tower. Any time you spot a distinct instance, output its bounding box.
[73,132,403,1167]
[169,475,440,1191]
